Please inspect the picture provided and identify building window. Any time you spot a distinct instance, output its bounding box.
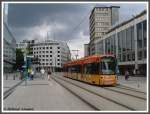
[57,59,60,61]
[43,47,45,49]
[58,63,60,65]
[46,55,48,57]
[137,22,142,49]
[50,55,52,57]
[46,47,49,49]
[43,55,45,57]
[122,30,126,52]
[138,51,142,60]
[143,20,147,48]
[58,55,60,57]
[50,47,52,49]
[126,27,132,52]
[50,51,52,53]
[57,47,60,49]
[58,51,60,53]
[131,26,135,51]
[118,32,122,62]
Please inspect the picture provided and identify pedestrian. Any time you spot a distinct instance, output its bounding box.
[125,70,129,80]
[31,70,34,80]
[47,70,51,81]
[40,68,45,79]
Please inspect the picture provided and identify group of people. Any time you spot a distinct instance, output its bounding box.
[27,68,34,80]
[40,68,51,81]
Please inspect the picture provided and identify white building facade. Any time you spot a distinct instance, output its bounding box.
[94,10,147,75]
[33,40,71,72]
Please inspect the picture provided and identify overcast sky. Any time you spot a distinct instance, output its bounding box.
[5,2,147,58]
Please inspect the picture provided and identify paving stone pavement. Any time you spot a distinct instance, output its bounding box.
[3,75,94,111]
[117,75,147,93]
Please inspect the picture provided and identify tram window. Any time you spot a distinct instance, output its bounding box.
[84,63,99,74]
[63,67,68,72]
[68,67,72,73]
[100,57,116,75]
[69,65,81,73]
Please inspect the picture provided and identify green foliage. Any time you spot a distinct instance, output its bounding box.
[14,48,24,70]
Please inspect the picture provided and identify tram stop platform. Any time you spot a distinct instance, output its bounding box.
[117,75,147,93]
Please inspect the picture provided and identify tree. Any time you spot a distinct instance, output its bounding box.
[14,48,24,70]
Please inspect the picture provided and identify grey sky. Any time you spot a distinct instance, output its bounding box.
[6,2,147,58]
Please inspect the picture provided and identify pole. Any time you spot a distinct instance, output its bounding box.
[72,50,79,60]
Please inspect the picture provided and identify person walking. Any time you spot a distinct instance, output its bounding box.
[40,68,45,79]
[31,70,34,80]
[125,70,129,80]
[47,70,51,81]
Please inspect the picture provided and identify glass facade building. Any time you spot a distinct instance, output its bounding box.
[95,10,147,75]
[3,23,16,73]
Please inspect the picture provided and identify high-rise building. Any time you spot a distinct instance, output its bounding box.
[88,6,120,55]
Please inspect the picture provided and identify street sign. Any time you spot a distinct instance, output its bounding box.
[26,55,34,58]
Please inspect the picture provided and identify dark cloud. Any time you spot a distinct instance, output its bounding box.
[7,3,93,42]
[7,3,146,45]
[8,4,90,27]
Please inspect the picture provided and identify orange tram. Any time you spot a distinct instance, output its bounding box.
[63,54,118,86]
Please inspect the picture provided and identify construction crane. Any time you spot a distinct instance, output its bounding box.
[71,50,79,60]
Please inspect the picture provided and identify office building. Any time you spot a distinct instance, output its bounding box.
[94,10,147,75]
[3,23,16,73]
[33,40,71,71]
[3,4,16,73]
[88,6,120,55]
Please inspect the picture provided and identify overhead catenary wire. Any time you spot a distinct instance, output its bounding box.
[66,4,97,43]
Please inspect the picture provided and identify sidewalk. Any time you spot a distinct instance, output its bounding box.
[3,73,21,93]
[3,75,94,111]
[117,75,147,93]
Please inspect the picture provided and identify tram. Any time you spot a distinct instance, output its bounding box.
[63,54,118,86]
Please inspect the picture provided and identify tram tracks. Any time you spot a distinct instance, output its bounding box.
[51,74,146,111]
[116,84,146,94]
[52,76,131,111]
[104,86,146,100]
